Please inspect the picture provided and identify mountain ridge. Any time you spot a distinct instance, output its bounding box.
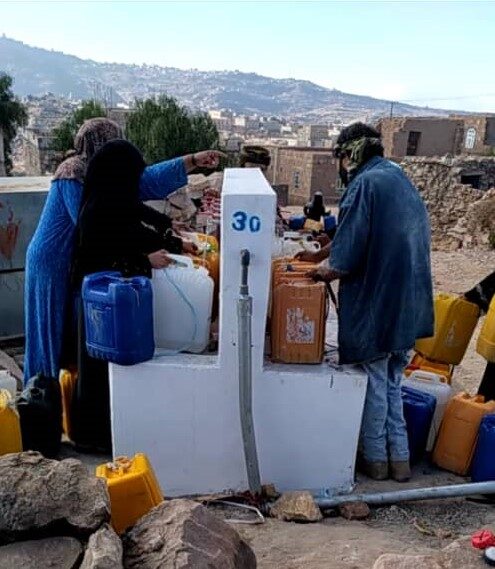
[0,35,455,121]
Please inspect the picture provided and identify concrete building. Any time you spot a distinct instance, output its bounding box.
[15,128,61,176]
[267,146,340,205]
[297,124,331,148]
[453,115,495,156]
[208,110,233,132]
[233,115,259,133]
[379,116,495,159]
[378,117,464,158]
[0,127,6,176]
[106,107,133,131]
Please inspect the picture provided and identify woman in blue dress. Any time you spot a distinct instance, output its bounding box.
[24,117,222,383]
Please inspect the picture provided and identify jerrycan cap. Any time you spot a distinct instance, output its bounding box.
[484,547,495,566]
[106,455,132,474]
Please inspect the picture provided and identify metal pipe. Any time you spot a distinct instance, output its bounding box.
[316,481,495,509]
[237,249,262,494]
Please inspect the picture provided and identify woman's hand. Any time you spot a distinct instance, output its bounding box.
[184,150,226,172]
[148,250,173,269]
[182,240,198,255]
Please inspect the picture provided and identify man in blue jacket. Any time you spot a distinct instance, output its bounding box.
[310,123,434,482]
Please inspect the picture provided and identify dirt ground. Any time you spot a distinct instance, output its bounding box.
[237,249,495,569]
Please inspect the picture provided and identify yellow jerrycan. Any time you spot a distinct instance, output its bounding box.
[432,393,495,475]
[60,369,78,439]
[0,389,22,456]
[477,296,495,362]
[96,453,163,534]
[405,353,454,384]
[415,293,480,365]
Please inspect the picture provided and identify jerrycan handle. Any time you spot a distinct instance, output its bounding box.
[409,370,444,384]
[473,395,486,403]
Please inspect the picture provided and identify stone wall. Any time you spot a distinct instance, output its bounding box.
[400,156,495,250]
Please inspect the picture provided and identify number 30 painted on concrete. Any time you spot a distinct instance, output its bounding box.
[232,211,261,233]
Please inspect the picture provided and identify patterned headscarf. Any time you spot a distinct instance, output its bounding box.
[53,118,123,182]
[240,145,271,167]
[335,136,384,177]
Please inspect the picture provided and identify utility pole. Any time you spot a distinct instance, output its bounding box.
[389,101,395,119]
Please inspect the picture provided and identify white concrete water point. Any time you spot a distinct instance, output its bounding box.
[109,168,367,498]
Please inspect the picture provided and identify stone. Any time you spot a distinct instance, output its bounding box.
[261,483,280,500]
[0,452,110,544]
[80,524,123,569]
[372,554,442,569]
[122,499,256,569]
[372,538,486,569]
[441,537,485,568]
[270,491,322,523]
[0,536,83,569]
[338,501,371,520]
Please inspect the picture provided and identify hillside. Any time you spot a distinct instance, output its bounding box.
[0,36,452,121]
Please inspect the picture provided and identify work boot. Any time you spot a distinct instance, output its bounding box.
[390,460,411,482]
[359,459,389,481]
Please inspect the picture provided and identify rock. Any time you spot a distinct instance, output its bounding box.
[122,499,256,569]
[0,452,110,544]
[372,539,485,569]
[372,554,442,569]
[261,483,280,500]
[80,524,123,569]
[338,501,370,520]
[441,537,484,568]
[270,491,322,523]
[0,536,83,569]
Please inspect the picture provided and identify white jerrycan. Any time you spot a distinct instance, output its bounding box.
[403,370,453,451]
[152,255,214,354]
[0,371,17,400]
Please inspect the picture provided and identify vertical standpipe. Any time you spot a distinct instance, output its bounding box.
[237,249,262,494]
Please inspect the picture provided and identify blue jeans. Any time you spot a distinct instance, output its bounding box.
[360,351,410,463]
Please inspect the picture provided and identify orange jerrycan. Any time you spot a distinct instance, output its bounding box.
[477,297,495,362]
[432,393,495,475]
[415,293,480,365]
[96,454,163,534]
[0,389,22,456]
[405,353,454,384]
[271,281,326,364]
[60,369,77,439]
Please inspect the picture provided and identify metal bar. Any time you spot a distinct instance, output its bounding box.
[316,481,495,509]
[237,249,262,494]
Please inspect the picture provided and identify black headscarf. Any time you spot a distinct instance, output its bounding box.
[73,140,150,284]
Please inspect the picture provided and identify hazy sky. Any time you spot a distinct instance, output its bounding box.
[1,0,494,112]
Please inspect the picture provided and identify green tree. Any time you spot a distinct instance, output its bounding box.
[0,73,27,174]
[51,100,106,153]
[125,96,219,163]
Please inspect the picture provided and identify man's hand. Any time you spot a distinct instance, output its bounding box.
[295,242,331,264]
[316,234,331,247]
[306,266,343,283]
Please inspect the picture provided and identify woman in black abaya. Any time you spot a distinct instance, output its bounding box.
[71,140,178,452]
